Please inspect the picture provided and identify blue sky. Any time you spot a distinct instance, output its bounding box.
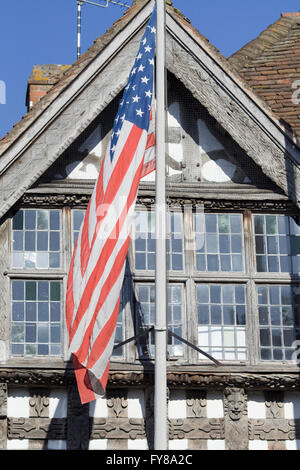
[0,0,300,139]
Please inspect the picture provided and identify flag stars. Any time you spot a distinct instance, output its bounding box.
[149,58,154,66]
[141,76,150,84]
[138,64,145,72]
[144,45,152,53]
[145,90,152,98]
[131,67,137,75]
[132,95,141,103]
[136,108,144,117]
[136,53,142,60]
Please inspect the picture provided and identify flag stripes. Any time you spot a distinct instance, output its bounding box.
[66,7,157,404]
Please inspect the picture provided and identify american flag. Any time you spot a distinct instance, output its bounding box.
[66,7,157,404]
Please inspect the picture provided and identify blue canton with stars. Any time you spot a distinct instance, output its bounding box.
[109,6,156,161]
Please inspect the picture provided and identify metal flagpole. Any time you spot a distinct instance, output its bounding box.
[154,0,168,451]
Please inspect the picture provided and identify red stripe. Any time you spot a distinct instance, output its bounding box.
[146,132,155,150]
[73,355,95,404]
[99,362,110,392]
[69,154,145,345]
[141,158,156,178]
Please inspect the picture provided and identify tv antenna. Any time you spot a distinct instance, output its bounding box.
[76,0,130,60]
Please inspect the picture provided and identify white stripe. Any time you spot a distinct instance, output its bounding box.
[90,327,117,381]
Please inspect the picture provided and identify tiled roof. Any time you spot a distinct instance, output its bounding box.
[229,13,300,139]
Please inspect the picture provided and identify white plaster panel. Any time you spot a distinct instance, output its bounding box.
[168,143,183,162]
[6,439,29,450]
[284,392,300,419]
[248,440,268,450]
[47,440,67,450]
[7,388,30,418]
[49,390,68,418]
[127,389,146,418]
[206,440,226,450]
[88,439,107,450]
[201,159,236,183]
[89,395,108,418]
[66,161,99,180]
[206,391,224,418]
[247,392,266,419]
[168,439,188,450]
[128,439,148,450]
[286,440,300,450]
[141,169,155,181]
[197,119,224,154]
[168,390,186,419]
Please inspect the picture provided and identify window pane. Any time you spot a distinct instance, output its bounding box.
[253,214,300,274]
[134,211,184,272]
[12,209,61,269]
[197,283,247,361]
[257,284,299,361]
[11,280,63,357]
[135,283,184,358]
[195,213,244,273]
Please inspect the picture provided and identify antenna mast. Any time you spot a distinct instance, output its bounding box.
[76,0,130,59]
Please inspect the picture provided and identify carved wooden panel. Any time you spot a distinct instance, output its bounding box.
[223,387,248,450]
[169,418,224,440]
[29,390,49,418]
[249,419,300,441]
[90,417,145,440]
[7,418,66,440]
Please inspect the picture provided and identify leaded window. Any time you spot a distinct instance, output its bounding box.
[254,214,300,273]
[134,210,184,272]
[8,202,300,367]
[257,285,300,361]
[197,284,247,360]
[135,283,184,357]
[11,280,62,356]
[12,209,61,269]
[194,213,244,272]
